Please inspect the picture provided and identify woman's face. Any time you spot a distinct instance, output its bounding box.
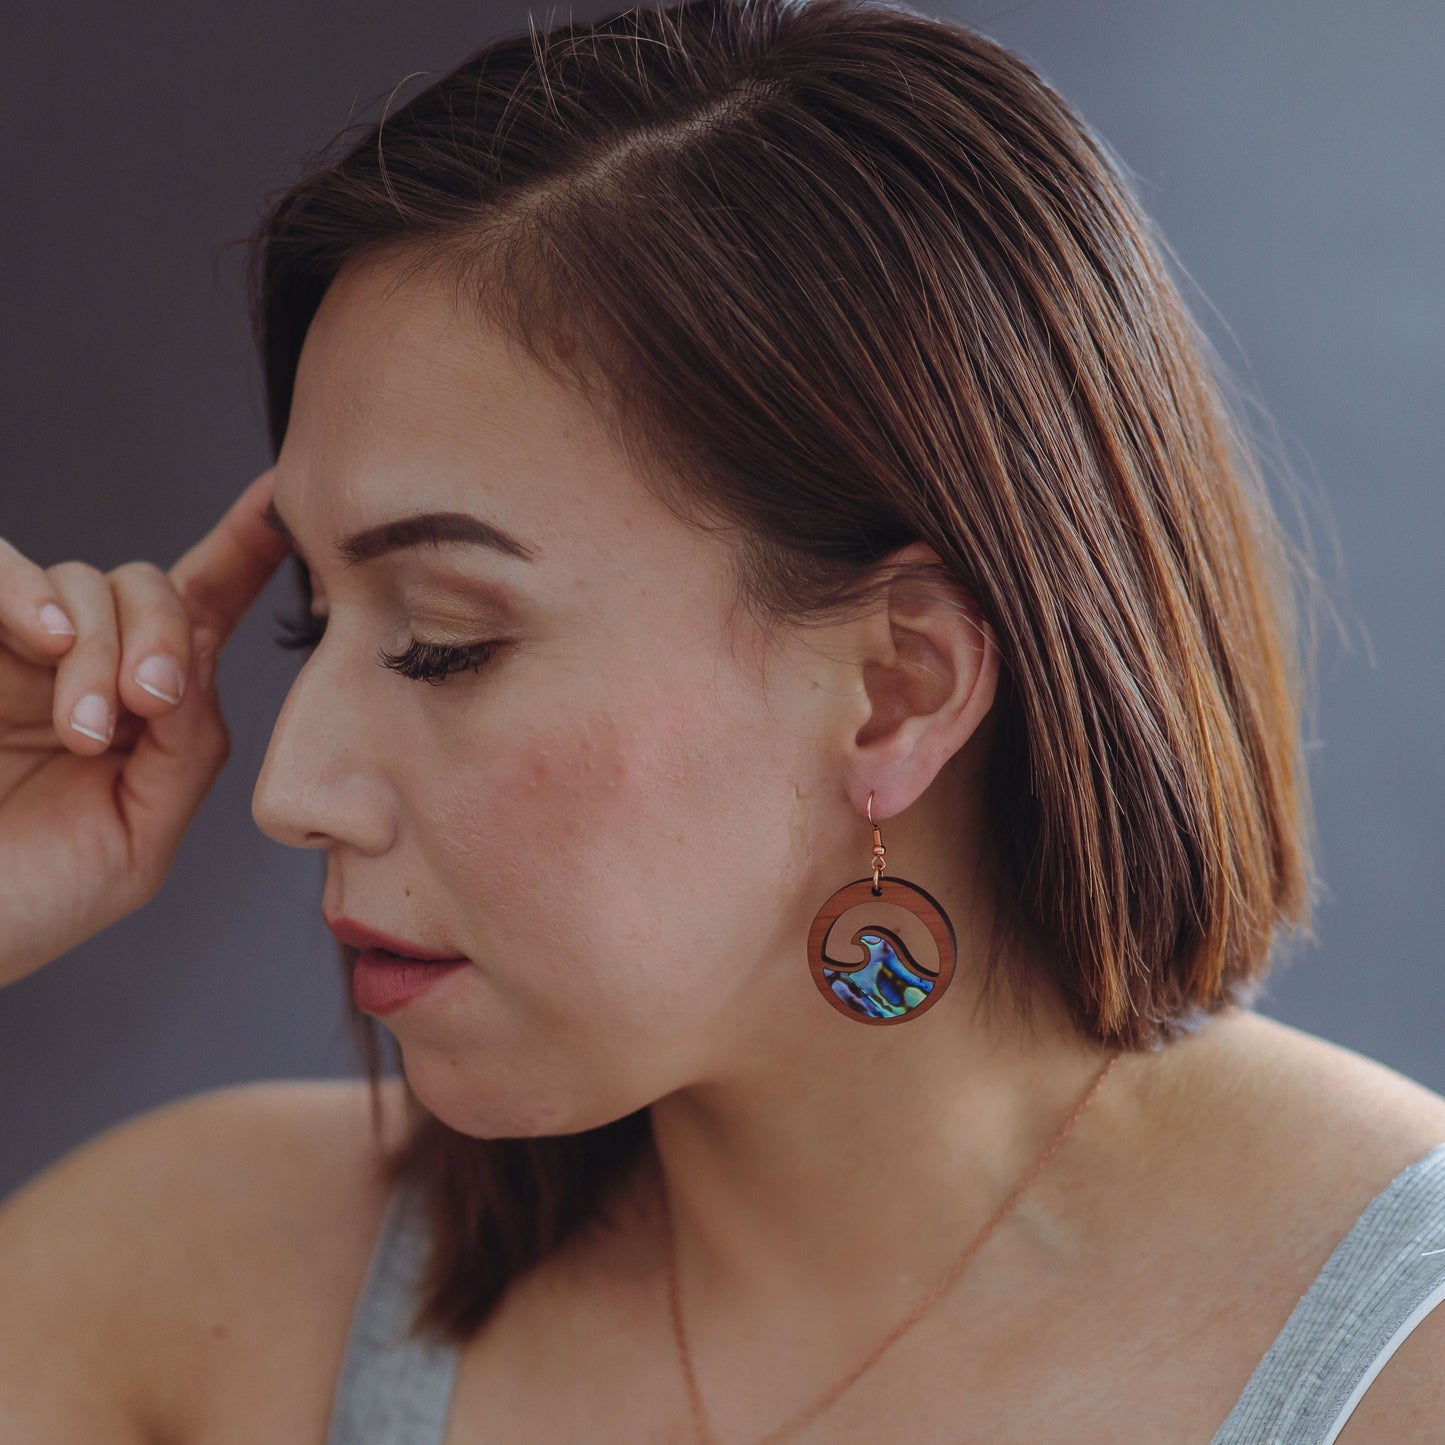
[251,251,861,1137]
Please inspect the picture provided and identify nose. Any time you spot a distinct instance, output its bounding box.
[251,647,395,854]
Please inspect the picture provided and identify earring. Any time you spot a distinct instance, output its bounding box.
[806,791,957,1025]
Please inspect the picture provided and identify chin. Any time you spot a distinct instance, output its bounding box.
[397,1046,647,1140]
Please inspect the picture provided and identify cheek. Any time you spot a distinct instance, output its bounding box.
[428,702,662,880]
[389,664,835,1135]
[424,684,780,1008]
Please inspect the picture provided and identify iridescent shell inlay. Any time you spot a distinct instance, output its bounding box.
[823,927,935,1020]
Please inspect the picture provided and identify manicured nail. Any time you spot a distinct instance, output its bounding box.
[39,602,76,636]
[134,654,185,705]
[70,693,113,743]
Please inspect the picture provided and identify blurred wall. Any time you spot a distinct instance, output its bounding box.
[3,0,1441,1198]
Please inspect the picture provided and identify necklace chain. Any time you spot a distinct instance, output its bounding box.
[664,1049,1123,1445]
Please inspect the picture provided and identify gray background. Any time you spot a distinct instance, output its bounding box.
[2,0,1441,1199]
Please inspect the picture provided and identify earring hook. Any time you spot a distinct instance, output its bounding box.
[866,791,886,890]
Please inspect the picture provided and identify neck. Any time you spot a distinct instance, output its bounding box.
[618,772,1208,1414]
[644,972,1136,1327]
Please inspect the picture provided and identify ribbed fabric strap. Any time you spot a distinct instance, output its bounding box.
[325,1174,461,1445]
[1210,1140,1445,1445]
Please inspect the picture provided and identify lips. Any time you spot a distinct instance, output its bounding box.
[324,915,466,962]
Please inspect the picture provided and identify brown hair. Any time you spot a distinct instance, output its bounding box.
[250,0,1325,1341]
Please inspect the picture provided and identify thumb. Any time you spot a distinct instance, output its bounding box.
[113,625,231,885]
[167,468,290,649]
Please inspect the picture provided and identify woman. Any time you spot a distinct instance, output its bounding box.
[1,0,1441,1439]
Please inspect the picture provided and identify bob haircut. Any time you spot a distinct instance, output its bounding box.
[250,0,1324,1341]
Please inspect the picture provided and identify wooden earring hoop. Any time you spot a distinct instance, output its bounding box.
[805,792,957,1025]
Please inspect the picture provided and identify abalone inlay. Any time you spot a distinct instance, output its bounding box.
[807,876,956,1025]
[824,927,934,1021]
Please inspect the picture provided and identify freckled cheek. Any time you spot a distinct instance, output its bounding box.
[421,728,618,908]
[424,698,743,964]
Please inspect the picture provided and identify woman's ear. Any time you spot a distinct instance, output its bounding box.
[841,540,999,821]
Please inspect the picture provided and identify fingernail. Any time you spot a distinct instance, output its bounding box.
[39,602,76,636]
[134,654,185,705]
[70,693,113,743]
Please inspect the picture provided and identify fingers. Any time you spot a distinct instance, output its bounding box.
[45,562,121,752]
[110,559,196,718]
[42,558,202,755]
[5,467,286,759]
[113,626,230,899]
[0,534,80,666]
[166,468,291,648]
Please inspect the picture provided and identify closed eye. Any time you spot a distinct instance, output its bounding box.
[271,606,499,686]
[379,636,500,685]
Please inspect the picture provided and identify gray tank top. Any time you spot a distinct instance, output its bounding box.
[325,1140,1445,1445]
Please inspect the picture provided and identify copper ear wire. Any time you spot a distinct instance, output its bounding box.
[866,790,886,894]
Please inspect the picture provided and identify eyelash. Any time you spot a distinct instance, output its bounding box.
[271,608,499,686]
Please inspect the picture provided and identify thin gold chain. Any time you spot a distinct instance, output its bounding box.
[665,1049,1123,1445]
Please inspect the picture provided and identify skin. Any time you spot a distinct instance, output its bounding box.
[250,243,1125,1318]
[248,250,1445,1436]
[0,470,287,986]
[1,244,1443,1440]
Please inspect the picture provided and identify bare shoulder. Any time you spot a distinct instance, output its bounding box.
[1269,1014,1445,1444]
[1149,1008,1445,1440]
[1157,1005,1445,1181]
[0,1074,412,1443]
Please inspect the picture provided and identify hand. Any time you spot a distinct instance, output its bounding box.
[0,468,291,987]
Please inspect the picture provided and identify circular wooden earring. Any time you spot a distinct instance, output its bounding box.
[806,792,957,1025]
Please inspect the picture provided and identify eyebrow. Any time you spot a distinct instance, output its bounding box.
[261,498,539,568]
